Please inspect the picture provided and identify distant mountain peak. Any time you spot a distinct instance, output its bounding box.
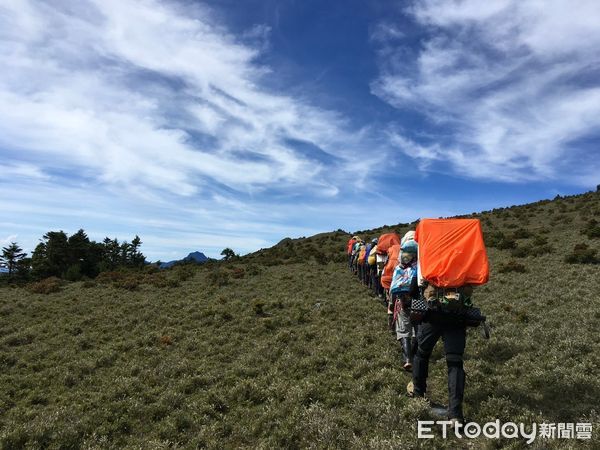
[159,251,208,269]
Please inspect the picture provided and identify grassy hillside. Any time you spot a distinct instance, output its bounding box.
[1,191,599,448]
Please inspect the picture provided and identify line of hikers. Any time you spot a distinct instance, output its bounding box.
[346,220,490,426]
[347,232,419,371]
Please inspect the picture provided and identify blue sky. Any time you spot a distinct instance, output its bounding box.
[1,0,599,261]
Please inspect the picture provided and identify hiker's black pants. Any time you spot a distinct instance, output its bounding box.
[371,270,382,296]
[412,321,466,419]
[369,265,376,290]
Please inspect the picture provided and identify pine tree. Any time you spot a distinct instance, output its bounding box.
[102,237,121,270]
[66,229,90,280]
[1,242,27,276]
[31,231,69,278]
[129,235,146,267]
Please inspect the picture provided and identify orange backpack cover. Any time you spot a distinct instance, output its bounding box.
[380,244,401,290]
[415,218,489,287]
[347,238,356,255]
[377,233,400,255]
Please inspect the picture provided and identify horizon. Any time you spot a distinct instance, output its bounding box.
[1,0,599,260]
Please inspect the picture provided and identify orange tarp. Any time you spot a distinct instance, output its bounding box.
[377,232,400,255]
[346,238,356,255]
[415,219,489,287]
[380,244,401,290]
[358,247,367,264]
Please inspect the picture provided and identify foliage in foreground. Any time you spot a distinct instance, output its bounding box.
[0,191,599,448]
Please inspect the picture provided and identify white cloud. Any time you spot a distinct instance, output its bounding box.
[0,163,49,181]
[372,0,600,185]
[0,0,397,258]
[0,0,380,198]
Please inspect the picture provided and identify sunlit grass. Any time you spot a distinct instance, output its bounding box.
[1,191,599,447]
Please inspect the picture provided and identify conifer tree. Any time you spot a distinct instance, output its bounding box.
[1,242,27,276]
[31,231,69,278]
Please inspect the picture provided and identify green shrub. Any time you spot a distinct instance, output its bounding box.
[147,273,179,288]
[175,265,195,281]
[229,267,245,279]
[207,269,229,286]
[498,260,527,273]
[246,265,262,277]
[510,245,529,258]
[583,219,600,239]
[64,264,82,281]
[96,271,125,283]
[314,252,328,265]
[510,228,533,239]
[485,231,506,248]
[565,243,599,264]
[143,264,160,274]
[529,244,554,256]
[28,277,62,294]
[252,299,266,316]
[82,280,97,289]
[113,276,140,290]
[511,236,554,257]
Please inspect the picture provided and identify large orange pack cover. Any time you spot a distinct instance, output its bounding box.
[346,238,356,255]
[377,233,400,255]
[380,244,401,290]
[415,219,489,287]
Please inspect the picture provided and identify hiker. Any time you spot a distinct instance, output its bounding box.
[376,232,401,302]
[359,241,370,285]
[357,240,365,281]
[346,236,357,270]
[367,238,378,292]
[375,250,385,298]
[351,238,362,275]
[410,287,469,424]
[381,243,401,329]
[408,219,490,426]
[390,232,419,370]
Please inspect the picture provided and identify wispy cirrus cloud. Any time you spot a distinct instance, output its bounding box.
[0,0,389,258]
[0,0,382,197]
[372,0,600,185]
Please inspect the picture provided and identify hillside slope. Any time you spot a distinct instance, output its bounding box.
[1,191,599,448]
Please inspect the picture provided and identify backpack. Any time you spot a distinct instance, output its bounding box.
[359,244,370,264]
[410,219,490,327]
[415,219,489,287]
[377,232,401,255]
[380,244,401,290]
[368,245,377,265]
[347,238,356,255]
[390,262,417,295]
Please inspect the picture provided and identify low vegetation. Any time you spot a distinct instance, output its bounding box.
[0,191,599,447]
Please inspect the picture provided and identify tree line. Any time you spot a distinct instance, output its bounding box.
[0,229,146,282]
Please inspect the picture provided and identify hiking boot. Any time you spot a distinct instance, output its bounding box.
[448,417,464,429]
